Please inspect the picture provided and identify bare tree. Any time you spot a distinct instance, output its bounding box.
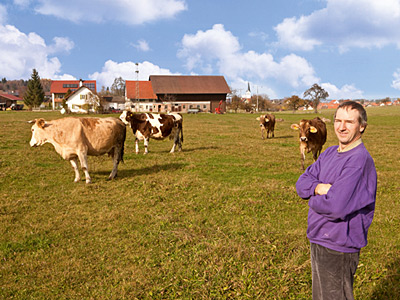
[111,77,126,96]
[303,83,329,113]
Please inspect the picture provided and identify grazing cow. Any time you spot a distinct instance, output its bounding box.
[256,114,276,139]
[29,117,126,183]
[291,117,327,170]
[119,111,183,154]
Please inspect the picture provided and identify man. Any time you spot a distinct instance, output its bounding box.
[296,101,377,300]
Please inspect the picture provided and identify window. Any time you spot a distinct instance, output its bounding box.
[80,94,87,100]
[63,84,78,88]
[85,83,95,91]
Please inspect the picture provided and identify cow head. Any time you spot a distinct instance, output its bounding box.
[256,115,270,127]
[291,120,318,142]
[28,118,48,147]
[119,111,130,126]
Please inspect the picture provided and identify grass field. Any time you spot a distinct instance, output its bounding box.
[1,107,399,299]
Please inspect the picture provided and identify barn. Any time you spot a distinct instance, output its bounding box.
[125,75,230,113]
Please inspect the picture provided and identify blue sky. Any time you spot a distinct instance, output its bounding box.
[2,0,400,100]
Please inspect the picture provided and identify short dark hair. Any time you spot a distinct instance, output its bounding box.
[334,101,368,130]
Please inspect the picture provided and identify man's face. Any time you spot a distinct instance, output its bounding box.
[334,107,365,150]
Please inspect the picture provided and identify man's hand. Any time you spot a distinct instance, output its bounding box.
[315,183,332,195]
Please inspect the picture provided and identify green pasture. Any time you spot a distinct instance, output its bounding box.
[1,107,399,299]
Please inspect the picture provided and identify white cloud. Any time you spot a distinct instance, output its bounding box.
[275,0,400,51]
[34,0,187,25]
[48,37,74,54]
[131,39,151,52]
[88,60,179,89]
[391,68,400,90]
[0,24,74,79]
[321,83,364,100]
[178,24,319,96]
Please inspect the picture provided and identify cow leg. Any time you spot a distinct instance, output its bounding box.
[77,152,91,184]
[170,128,181,153]
[108,147,120,180]
[135,138,140,154]
[176,128,183,151]
[300,145,307,170]
[261,127,265,140]
[144,138,149,154]
[70,158,81,183]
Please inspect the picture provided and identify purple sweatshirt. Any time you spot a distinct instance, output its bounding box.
[296,143,377,253]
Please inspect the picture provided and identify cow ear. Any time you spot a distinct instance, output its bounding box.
[256,117,260,121]
[265,118,269,123]
[28,119,36,124]
[310,126,318,133]
[37,118,46,128]
[291,124,299,130]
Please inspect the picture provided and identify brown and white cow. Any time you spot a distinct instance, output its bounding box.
[256,114,276,139]
[291,117,327,170]
[29,117,126,183]
[119,111,183,154]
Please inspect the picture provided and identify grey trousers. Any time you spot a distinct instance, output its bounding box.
[310,243,360,300]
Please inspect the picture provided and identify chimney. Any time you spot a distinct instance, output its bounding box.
[79,79,83,87]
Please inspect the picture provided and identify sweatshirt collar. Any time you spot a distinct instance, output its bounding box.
[338,138,363,153]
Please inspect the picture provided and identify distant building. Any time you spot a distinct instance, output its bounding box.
[125,81,157,112]
[50,79,96,110]
[125,75,230,113]
[0,93,23,110]
[65,85,100,113]
[318,99,340,110]
[101,95,126,112]
[241,82,252,103]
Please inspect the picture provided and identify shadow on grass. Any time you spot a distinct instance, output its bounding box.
[370,258,400,300]
[94,163,187,178]
[180,146,219,152]
[268,135,294,139]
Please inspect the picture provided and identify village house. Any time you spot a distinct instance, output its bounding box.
[127,75,230,113]
[101,95,126,112]
[0,93,23,110]
[124,80,158,112]
[65,85,100,113]
[125,75,230,113]
[50,79,96,110]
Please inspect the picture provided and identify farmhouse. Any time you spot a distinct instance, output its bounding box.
[65,85,100,113]
[125,81,158,112]
[0,93,23,110]
[50,79,96,110]
[101,95,126,112]
[125,75,230,113]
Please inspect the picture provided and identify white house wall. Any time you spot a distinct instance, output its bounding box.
[67,88,99,113]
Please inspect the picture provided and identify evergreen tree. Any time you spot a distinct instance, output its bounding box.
[24,69,45,109]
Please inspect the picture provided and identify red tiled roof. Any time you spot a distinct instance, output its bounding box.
[126,81,157,99]
[0,94,22,101]
[50,80,96,94]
